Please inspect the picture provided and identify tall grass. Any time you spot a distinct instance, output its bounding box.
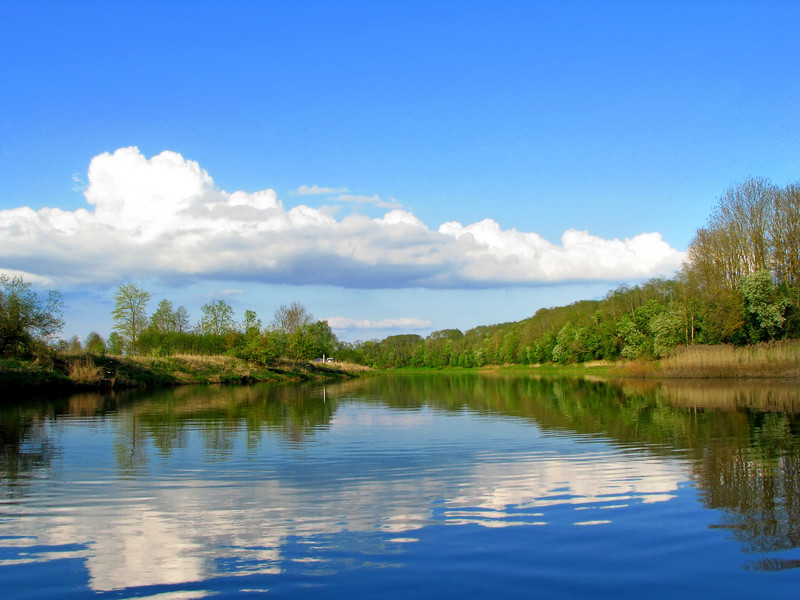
[656,340,800,378]
[67,356,104,384]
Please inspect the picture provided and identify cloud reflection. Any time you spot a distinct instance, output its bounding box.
[0,404,687,593]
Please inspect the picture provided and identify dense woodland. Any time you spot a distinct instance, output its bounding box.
[1,177,798,369]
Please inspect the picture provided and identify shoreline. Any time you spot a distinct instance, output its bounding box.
[0,354,371,393]
[5,340,800,396]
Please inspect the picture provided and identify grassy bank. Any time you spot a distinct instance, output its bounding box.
[383,361,617,378]
[0,353,370,391]
[620,340,800,379]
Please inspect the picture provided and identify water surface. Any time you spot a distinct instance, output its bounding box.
[2,374,800,598]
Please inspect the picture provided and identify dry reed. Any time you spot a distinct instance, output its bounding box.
[67,356,103,384]
[657,340,800,378]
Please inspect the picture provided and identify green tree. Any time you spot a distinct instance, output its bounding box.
[740,270,789,342]
[107,331,125,354]
[0,274,63,356]
[85,331,106,355]
[242,309,262,334]
[198,299,236,336]
[649,308,684,358]
[149,299,178,333]
[112,283,150,354]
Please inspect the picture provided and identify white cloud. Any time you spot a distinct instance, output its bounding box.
[0,268,56,286]
[0,147,685,288]
[332,193,403,210]
[327,317,433,331]
[71,173,86,192]
[292,184,349,195]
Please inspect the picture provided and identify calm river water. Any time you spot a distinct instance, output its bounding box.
[2,373,800,598]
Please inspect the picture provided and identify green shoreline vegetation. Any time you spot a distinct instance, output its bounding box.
[2,177,800,391]
[0,353,370,391]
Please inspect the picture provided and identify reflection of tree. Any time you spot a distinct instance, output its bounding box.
[339,373,800,562]
[129,383,337,451]
[0,405,59,498]
[695,412,800,556]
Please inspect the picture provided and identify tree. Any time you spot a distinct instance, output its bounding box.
[685,178,777,294]
[149,299,177,333]
[198,299,235,336]
[740,270,789,342]
[272,301,314,334]
[85,331,106,355]
[107,331,125,354]
[242,309,262,334]
[174,305,191,332]
[111,283,150,354]
[68,335,83,354]
[0,273,63,356]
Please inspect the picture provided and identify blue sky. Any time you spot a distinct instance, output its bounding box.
[2,1,799,342]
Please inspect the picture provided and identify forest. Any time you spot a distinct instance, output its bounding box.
[1,177,798,370]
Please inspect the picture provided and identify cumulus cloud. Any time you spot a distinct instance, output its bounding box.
[0,147,685,287]
[292,184,349,195]
[327,317,433,331]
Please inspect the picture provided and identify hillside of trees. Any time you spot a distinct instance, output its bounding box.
[2,177,798,372]
[342,178,800,369]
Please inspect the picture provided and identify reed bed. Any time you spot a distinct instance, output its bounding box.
[657,340,800,378]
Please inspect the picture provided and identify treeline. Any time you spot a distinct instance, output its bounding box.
[83,286,340,364]
[349,178,800,369]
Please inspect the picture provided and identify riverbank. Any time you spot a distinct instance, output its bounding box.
[622,340,800,379]
[377,340,800,380]
[0,353,371,392]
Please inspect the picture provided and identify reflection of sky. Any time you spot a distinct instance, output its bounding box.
[0,402,688,594]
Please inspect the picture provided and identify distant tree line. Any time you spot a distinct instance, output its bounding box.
[75,286,340,364]
[347,178,800,369]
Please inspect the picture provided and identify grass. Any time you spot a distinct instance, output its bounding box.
[66,356,104,384]
[627,340,800,379]
[382,362,616,378]
[1,353,368,391]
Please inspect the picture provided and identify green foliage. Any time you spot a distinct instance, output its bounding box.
[149,299,180,334]
[740,270,790,342]
[85,331,106,356]
[198,299,236,336]
[107,332,125,354]
[0,273,63,357]
[112,283,151,354]
[649,309,683,358]
[242,309,261,334]
[231,330,282,364]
